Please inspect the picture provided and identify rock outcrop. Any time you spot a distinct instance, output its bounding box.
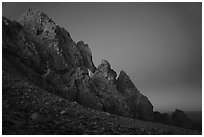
[69,67,103,111]
[153,109,195,130]
[153,111,172,125]
[3,8,154,123]
[117,70,154,121]
[91,60,130,117]
[171,109,194,129]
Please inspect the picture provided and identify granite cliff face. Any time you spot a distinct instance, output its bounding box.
[3,8,196,131]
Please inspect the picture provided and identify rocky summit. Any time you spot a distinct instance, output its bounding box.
[3,8,153,121]
[2,9,201,135]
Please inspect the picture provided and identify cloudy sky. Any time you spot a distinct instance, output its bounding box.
[3,2,202,112]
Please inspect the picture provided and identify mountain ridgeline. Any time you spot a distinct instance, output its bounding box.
[2,9,199,132]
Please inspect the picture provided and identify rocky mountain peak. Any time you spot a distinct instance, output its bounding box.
[2,9,155,123]
[3,9,199,132]
[118,70,130,81]
[117,70,137,92]
[175,109,183,113]
[19,8,57,39]
[98,59,111,70]
[20,8,50,22]
[19,8,55,27]
[96,59,117,80]
[171,109,193,129]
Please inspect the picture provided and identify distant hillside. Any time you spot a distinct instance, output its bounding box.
[166,111,202,123]
[166,111,202,131]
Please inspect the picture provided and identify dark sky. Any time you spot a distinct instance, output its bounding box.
[2,2,202,112]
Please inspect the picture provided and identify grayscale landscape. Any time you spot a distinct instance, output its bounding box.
[2,2,202,135]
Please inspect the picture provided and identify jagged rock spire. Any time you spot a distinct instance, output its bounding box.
[76,41,96,72]
[19,8,57,39]
[117,70,137,93]
[97,59,117,80]
[98,59,111,71]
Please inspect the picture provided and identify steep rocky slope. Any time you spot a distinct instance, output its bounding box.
[2,59,200,135]
[2,8,200,134]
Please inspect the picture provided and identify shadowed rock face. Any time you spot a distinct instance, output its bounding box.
[153,109,195,130]
[153,111,172,125]
[117,70,154,121]
[171,109,194,129]
[117,70,136,92]
[76,41,96,72]
[91,60,130,117]
[3,8,155,122]
[69,67,103,111]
